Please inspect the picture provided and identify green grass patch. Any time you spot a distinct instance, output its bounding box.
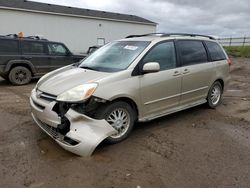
[223,46,250,58]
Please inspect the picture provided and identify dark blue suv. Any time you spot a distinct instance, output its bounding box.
[0,35,85,85]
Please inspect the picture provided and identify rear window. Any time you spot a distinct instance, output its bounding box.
[0,39,19,54]
[22,41,45,54]
[177,40,207,66]
[205,41,226,61]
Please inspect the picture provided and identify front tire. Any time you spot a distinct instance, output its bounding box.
[8,66,32,85]
[95,101,136,144]
[207,81,223,108]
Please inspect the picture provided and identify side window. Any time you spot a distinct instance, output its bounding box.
[0,39,19,54]
[48,43,68,55]
[177,40,207,66]
[22,41,45,54]
[142,41,176,71]
[205,41,226,61]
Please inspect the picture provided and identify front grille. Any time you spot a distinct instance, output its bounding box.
[32,99,45,110]
[39,92,57,102]
[37,119,62,139]
[36,118,79,146]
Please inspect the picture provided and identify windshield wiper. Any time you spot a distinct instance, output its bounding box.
[80,66,98,71]
[72,62,80,67]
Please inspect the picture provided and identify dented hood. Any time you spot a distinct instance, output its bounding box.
[37,66,111,96]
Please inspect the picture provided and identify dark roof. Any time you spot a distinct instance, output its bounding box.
[0,0,156,25]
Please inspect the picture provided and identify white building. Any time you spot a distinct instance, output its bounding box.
[0,0,157,54]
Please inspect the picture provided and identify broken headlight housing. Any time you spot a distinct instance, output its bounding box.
[57,83,98,103]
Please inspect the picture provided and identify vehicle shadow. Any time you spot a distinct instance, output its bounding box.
[96,104,210,149]
[0,77,8,86]
[133,103,209,132]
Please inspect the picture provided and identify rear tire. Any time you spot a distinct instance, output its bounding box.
[95,101,136,144]
[207,81,223,108]
[8,66,32,85]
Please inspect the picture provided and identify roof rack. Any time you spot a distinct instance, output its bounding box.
[126,33,215,40]
[0,34,20,39]
[26,35,48,41]
[5,34,18,38]
[0,34,48,41]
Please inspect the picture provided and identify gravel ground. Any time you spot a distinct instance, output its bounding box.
[0,57,250,188]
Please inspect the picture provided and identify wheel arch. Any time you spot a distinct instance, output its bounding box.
[207,78,225,100]
[5,60,36,76]
[213,78,224,91]
[109,97,139,120]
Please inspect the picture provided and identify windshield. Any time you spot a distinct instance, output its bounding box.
[79,41,150,72]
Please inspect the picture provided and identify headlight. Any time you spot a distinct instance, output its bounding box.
[56,83,98,102]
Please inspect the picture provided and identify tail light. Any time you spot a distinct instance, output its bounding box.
[227,58,232,66]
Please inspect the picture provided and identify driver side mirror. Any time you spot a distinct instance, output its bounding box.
[142,62,160,74]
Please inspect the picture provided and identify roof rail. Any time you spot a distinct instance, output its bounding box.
[126,33,215,40]
[125,33,165,38]
[161,33,215,40]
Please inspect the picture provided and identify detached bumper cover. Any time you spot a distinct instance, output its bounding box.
[30,89,117,156]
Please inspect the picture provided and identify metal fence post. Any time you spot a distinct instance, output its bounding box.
[243,35,246,46]
[229,36,232,46]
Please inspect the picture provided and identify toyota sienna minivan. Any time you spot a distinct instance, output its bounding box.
[30,33,230,156]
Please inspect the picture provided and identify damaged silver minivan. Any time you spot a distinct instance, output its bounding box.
[30,33,230,156]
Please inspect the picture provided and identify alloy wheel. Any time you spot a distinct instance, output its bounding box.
[106,108,131,139]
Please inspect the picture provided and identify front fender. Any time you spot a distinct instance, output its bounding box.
[93,71,142,117]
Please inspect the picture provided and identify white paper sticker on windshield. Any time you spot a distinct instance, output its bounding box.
[124,45,138,50]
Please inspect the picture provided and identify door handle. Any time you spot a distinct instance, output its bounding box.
[183,68,190,74]
[173,71,181,76]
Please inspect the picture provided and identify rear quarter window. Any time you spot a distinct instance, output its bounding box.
[205,41,226,61]
[0,39,19,55]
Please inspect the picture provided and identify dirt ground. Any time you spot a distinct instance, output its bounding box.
[0,57,250,188]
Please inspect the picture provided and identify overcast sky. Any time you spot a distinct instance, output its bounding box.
[32,0,250,37]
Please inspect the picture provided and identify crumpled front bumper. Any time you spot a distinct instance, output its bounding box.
[30,89,116,156]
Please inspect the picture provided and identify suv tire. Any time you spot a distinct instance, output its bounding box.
[207,81,223,108]
[95,101,136,144]
[8,66,32,85]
